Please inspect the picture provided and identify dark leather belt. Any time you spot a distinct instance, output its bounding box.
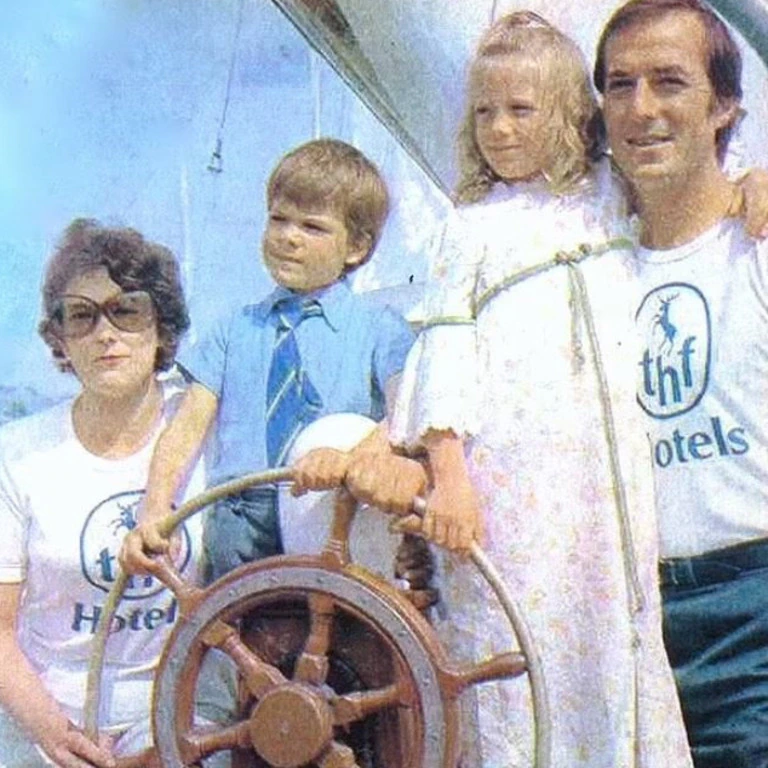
[660,537,768,588]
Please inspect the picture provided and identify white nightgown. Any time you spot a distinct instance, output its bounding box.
[391,164,692,767]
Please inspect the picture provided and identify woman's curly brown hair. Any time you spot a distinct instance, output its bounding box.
[39,218,190,373]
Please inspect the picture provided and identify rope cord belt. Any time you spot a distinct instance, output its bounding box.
[475,236,633,315]
[563,256,645,615]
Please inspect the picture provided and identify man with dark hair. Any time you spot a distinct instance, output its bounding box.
[596,1,768,765]
[594,0,744,162]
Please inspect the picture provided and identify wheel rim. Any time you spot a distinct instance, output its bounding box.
[152,559,448,768]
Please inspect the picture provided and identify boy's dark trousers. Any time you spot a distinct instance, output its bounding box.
[203,486,282,584]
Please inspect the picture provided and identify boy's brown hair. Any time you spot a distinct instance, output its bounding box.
[266,138,389,270]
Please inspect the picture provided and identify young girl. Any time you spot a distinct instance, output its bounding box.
[387,11,693,767]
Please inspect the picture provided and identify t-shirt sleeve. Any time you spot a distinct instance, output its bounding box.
[178,316,231,398]
[0,437,28,583]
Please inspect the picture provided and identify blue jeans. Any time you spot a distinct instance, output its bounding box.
[203,486,282,584]
[661,538,768,768]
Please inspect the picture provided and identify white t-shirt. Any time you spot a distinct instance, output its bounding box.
[0,379,204,731]
[631,218,768,557]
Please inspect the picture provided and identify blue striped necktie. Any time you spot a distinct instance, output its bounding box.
[265,296,324,467]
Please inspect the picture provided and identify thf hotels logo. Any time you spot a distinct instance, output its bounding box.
[636,282,711,419]
[79,490,192,600]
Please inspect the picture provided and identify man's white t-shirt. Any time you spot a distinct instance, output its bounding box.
[631,218,768,558]
[0,380,204,731]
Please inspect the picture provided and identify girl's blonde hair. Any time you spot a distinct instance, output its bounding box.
[455,11,603,204]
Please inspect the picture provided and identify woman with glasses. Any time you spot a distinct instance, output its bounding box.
[0,219,205,767]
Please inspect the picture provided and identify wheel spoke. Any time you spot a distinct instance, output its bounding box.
[293,592,335,684]
[331,682,407,726]
[179,721,252,763]
[141,555,205,618]
[448,651,527,696]
[322,489,357,565]
[112,747,161,767]
[201,619,286,697]
[315,740,361,768]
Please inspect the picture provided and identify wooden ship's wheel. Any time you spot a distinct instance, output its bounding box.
[85,472,550,768]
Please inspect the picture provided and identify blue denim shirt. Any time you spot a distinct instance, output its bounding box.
[182,278,414,484]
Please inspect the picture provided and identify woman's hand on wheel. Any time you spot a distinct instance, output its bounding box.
[37,719,115,768]
[119,521,172,577]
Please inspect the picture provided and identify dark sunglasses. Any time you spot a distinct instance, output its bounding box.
[51,291,155,339]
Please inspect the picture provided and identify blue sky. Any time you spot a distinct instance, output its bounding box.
[0,0,447,400]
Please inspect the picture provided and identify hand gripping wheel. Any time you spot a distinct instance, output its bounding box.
[85,471,550,768]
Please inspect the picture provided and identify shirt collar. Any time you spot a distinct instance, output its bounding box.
[256,278,352,331]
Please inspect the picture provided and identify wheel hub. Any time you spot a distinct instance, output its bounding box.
[249,683,333,767]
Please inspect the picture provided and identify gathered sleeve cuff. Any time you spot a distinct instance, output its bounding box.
[389,322,479,452]
[389,210,482,452]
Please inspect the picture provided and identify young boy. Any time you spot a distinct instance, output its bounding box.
[121,138,417,580]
